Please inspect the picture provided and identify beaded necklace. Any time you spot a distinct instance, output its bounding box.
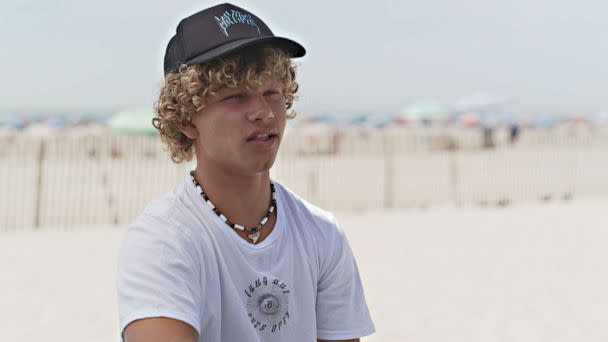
[189,171,276,244]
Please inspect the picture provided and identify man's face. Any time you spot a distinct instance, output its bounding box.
[190,76,287,176]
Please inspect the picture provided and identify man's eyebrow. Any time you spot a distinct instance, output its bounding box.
[212,87,240,97]
[219,85,246,92]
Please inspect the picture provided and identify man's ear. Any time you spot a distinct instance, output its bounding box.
[177,118,199,140]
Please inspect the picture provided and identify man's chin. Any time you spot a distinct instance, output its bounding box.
[251,152,280,172]
[254,158,276,173]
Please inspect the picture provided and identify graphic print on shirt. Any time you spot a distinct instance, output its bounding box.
[244,276,291,333]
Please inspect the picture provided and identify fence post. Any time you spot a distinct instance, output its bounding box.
[383,134,394,210]
[449,148,460,207]
[568,140,581,200]
[34,138,45,228]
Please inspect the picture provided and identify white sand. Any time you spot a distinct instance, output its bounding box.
[1,197,607,341]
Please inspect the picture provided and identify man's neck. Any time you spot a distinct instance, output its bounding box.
[191,163,273,229]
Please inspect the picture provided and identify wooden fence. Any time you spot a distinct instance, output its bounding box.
[1,125,607,230]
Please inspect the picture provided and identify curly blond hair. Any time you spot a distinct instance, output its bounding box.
[152,45,300,163]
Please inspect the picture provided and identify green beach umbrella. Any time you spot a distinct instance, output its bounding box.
[400,101,450,122]
[108,109,158,136]
[0,112,13,125]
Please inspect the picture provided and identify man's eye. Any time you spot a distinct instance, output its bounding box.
[264,90,282,97]
[222,94,244,102]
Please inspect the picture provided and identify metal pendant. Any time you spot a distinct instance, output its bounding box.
[248,230,261,244]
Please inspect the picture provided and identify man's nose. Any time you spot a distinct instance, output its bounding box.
[246,95,275,121]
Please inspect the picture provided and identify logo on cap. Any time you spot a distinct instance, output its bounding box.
[214,9,261,37]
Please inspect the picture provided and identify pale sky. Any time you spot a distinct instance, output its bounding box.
[1,0,607,115]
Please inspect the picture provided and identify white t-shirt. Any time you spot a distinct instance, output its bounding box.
[116,174,375,342]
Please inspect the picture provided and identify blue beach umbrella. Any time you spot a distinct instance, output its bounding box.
[366,114,394,129]
[347,113,368,125]
[0,112,26,129]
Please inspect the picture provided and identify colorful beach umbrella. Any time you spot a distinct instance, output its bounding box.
[108,109,158,136]
[400,101,450,122]
[0,112,26,129]
[459,112,481,127]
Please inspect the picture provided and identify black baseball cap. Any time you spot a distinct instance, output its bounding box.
[163,3,306,75]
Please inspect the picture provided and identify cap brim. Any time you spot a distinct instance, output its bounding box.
[184,36,305,67]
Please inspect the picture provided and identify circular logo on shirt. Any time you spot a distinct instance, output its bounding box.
[244,276,291,333]
[259,294,280,314]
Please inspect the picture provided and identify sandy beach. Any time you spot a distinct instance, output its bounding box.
[2,197,607,341]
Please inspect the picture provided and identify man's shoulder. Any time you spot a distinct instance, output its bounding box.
[128,175,195,236]
[140,193,180,222]
[273,181,342,237]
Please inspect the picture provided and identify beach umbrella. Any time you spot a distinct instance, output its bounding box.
[67,111,109,125]
[108,109,157,136]
[316,113,342,127]
[400,101,449,122]
[87,112,114,124]
[48,115,68,128]
[0,112,26,129]
[0,112,13,126]
[347,113,368,125]
[27,111,47,123]
[310,113,356,129]
[366,114,393,129]
[459,112,481,127]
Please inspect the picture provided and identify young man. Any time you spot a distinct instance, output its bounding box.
[116,3,375,342]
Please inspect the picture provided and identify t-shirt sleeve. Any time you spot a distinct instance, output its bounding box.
[116,213,203,340]
[315,216,375,340]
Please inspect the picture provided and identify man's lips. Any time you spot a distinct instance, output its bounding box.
[246,130,278,142]
[246,134,278,149]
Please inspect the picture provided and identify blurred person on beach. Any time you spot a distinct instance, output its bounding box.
[116,3,374,342]
[509,122,520,144]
